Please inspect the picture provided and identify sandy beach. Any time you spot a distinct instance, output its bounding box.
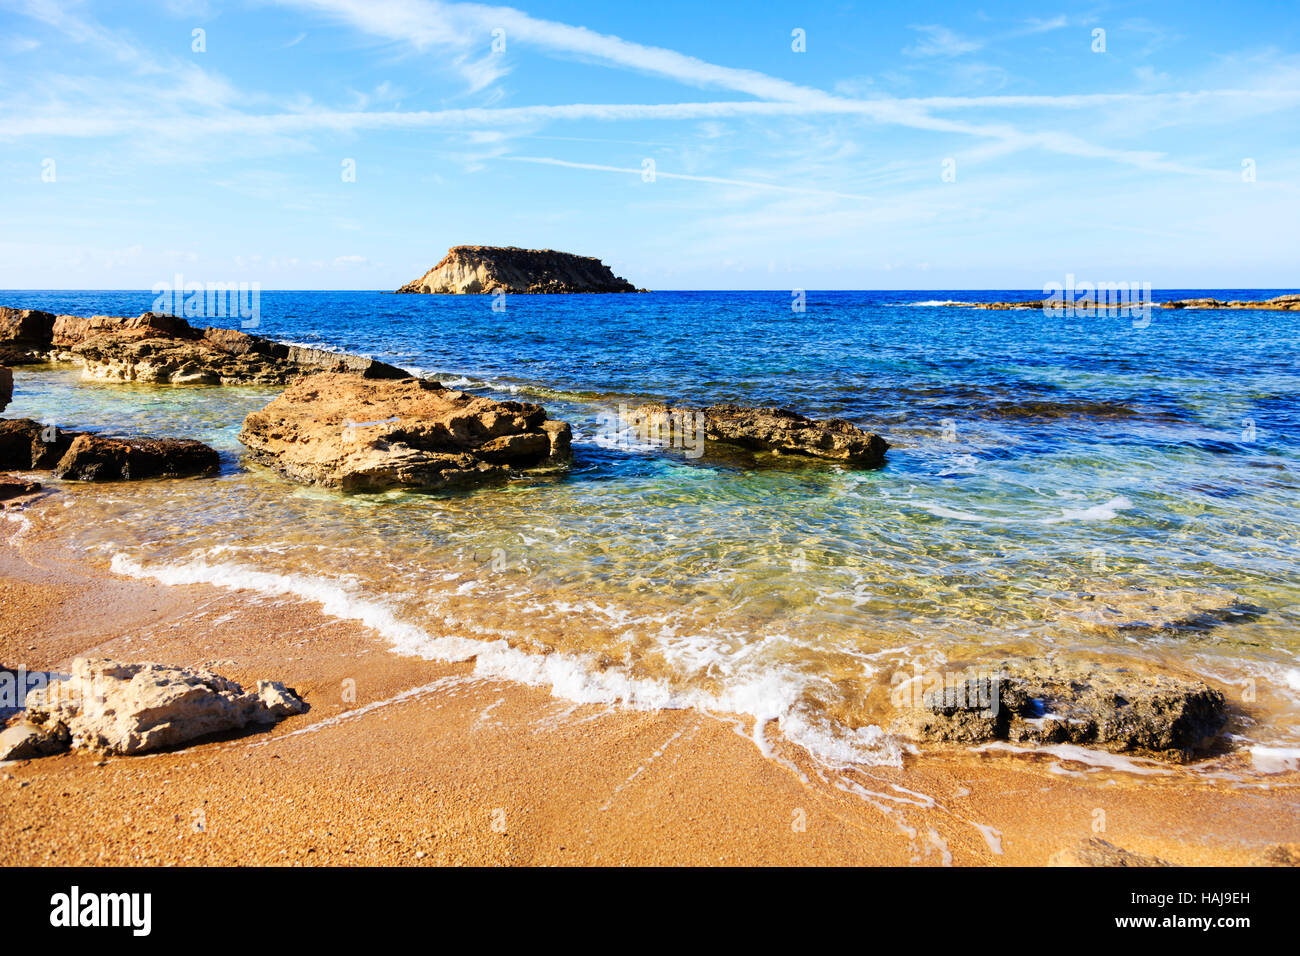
[4,506,1298,868]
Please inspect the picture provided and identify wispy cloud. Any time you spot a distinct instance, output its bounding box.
[903,24,982,58]
[505,156,873,200]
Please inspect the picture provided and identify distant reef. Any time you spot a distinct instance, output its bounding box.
[969,293,1300,311]
[396,245,644,294]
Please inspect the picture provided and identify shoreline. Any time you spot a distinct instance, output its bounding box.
[4,509,1299,866]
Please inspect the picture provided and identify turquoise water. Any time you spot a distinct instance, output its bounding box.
[5,290,1300,766]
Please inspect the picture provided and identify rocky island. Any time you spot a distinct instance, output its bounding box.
[396,245,643,294]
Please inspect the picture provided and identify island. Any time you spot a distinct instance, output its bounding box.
[395,245,644,294]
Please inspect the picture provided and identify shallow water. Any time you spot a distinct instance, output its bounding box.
[6,290,1300,767]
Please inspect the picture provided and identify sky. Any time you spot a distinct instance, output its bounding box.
[0,0,1298,290]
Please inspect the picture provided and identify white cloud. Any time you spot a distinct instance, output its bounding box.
[903,25,982,58]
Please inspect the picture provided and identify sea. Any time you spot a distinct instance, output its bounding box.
[5,289,1299,772]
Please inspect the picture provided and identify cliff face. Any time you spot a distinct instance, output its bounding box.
[396,246,641,294]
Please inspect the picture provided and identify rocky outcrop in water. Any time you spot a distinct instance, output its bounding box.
[968,293,1300,311]
[396,245,642,294]
[629,402,888,467]
[0,419,217,482]
[52,435,220,481]
[0,308,56,363]
[892,659,1228,759]
[0,306,409,385]
[1161,293,1300,311]
[238,373,572,492]
[0,419,81,470]
[10,658,307,757]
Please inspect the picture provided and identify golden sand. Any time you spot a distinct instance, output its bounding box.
[2,526,1298,867]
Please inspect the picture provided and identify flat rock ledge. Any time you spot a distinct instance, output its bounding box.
[0,306,409,385]
[891,659,1228,760]
[239,372,573,492]
[1,658,307,758]
[397,245,643,294]
[630,402,889,467]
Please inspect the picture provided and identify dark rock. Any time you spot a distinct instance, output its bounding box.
[0,308,56,360]
[0,419,81,469]
[0,366,10,413]
[0,475,41,500]
[53,434,220,481]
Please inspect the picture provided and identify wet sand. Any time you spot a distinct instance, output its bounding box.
[2,507,1299,867]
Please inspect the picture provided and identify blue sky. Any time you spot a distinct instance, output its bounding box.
[1,0,1297,290]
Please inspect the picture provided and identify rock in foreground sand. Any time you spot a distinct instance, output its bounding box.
[892,659,1227,759]
[18,658,307,756]
[239,372,573,492]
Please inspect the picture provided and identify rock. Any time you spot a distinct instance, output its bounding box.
[1162,293,1300,311]
[1049,838,1175,867]
[1,306,409,385]
[891,659,1228,758]
[0,307,56,361]
[629,402,888,467]
[0,419,81,470]
[397,245,642,294]
[0,366,11,413]
[1058,588,1261,634]
[238,373,572,492]
[0,720,70,760]
[0,475,41,500]
[23,657,308,756]
[1256,844,1300,866]
[967,293,1300,312]
[53,434,220,481]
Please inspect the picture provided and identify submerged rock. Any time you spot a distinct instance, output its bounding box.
[238,372,573,491]
[892,659,1228,759]
[1056,588,1261,634]
[0,475,41,500]
[0,306,409,385]
[53,434,220,481]
[396,245,642,294]
[629,402,888,467]
[20,658,308,756]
